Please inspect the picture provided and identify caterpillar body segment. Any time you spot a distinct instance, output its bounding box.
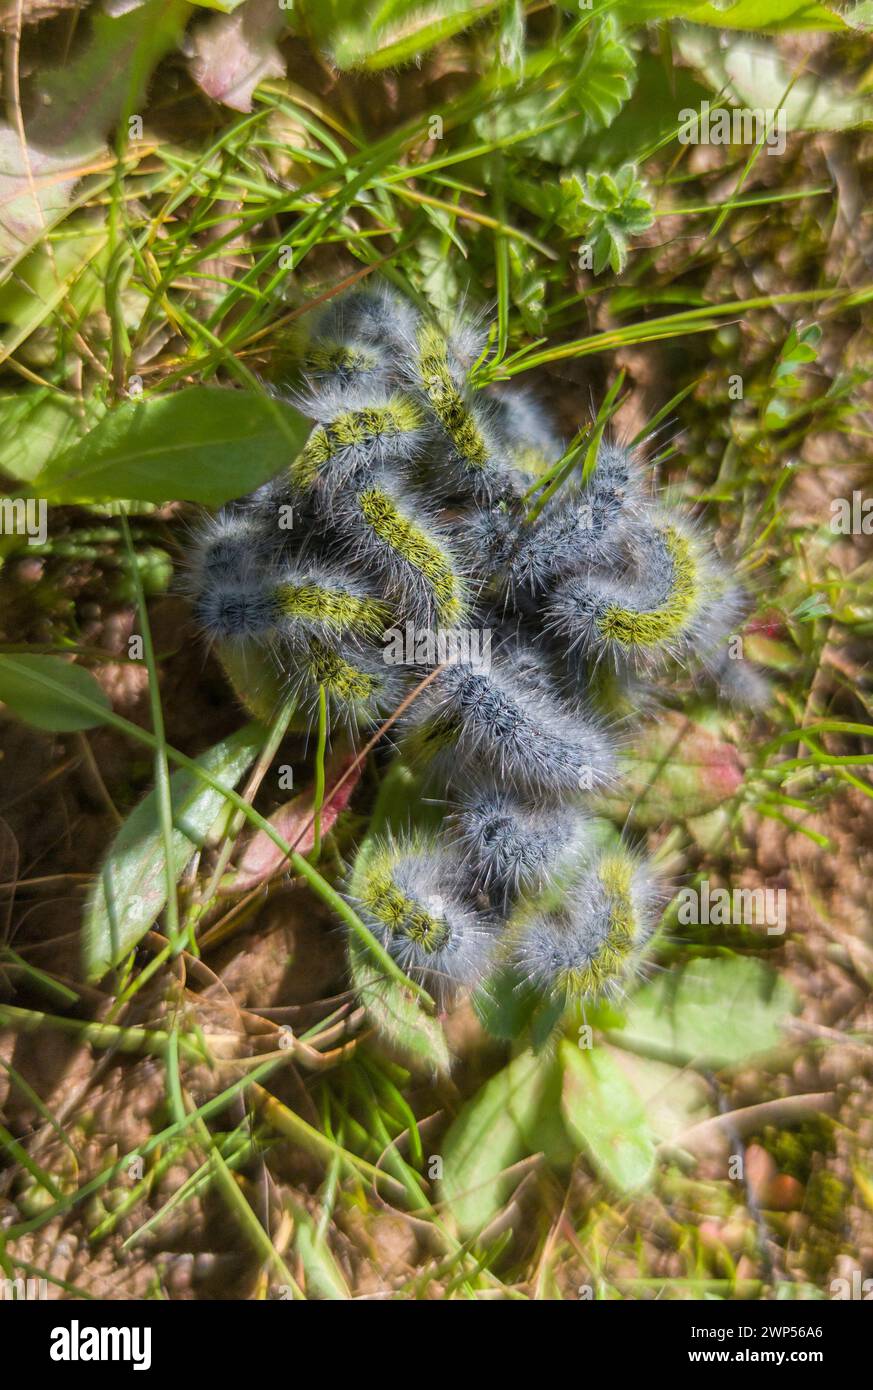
[243,478,323,565]
[691,570,771,709]
[405,320,526,505]
[290,382,431,497]
[271,559,394,652]
[487,386,563,481]
[330,474,469,631]
[462,440,646,599]
[301,339,385,388]
[448,779,591,906]
[403,654,617,801]
[509,847,659,1004]
[308,284,421,373]
[545,516,711,671]
[284,635,412,733]
[351,835,498,1003]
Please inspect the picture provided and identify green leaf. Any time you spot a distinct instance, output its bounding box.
[289,1200,351,1300]
[440,1048,569,1237]
[83,725,263,981]
[0,234,107,366]
[0,654,111,732]
[313,0,502,71]
[0,392,105,484]
[555,164,654,276]
[35,388,310,506]
[477,19,635,164]
[611,0,845,30]
[560,1040,656,1193]
[597,1044,711,1144]
[677,32,866,130]
[472,966,539,1041]
[611,956,799,1068]
[347,933,451,1076]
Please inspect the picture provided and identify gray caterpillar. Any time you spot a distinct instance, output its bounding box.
[186,283,762,1012]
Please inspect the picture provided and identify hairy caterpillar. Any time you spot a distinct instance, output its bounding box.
[402,655,617,799]
[487,386,563,479]
[184,279,764,1020]
[289,383,430,497]
[509,848,659,1004]
[448,780,591,906]
[462,440,646,603]
[271,559,394,650]
[352,836,498,1002]
[545,514,711,671]
[330,475,469,631]
[287,637,411,731]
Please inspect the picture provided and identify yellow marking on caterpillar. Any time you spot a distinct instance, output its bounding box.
[276,582,390,638]
[598,526,699,650]
[291,397,424,487]
[417,323,490,469]
[305,343,378,374]
[558,853,638,999]
[361,854,448,954]
[358,486,464,626]
[305,639,376,703]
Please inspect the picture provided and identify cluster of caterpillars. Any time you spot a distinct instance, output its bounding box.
[187,283,763,1011]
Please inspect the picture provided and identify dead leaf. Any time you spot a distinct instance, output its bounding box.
[189,0,287,113]
[226,754,361,892]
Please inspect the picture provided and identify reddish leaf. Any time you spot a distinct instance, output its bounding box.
[226,755,361,892]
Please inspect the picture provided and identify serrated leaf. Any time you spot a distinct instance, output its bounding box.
[83,725,263,981]
[35,387,309,506]
[0,655,111,732]
[610,956,799,1068]
[560,1040,656,1193]
[476,19,635,164]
